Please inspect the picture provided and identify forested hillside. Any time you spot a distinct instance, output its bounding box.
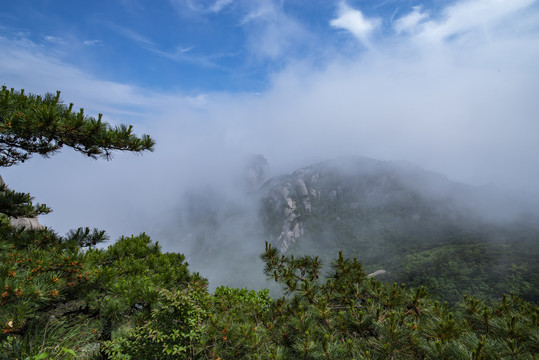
[260,157,539,304]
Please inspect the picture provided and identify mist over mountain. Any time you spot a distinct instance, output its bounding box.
[260,156,539,250]
[157,155,539,303]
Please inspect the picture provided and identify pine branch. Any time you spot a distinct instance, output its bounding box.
[0,184,51,218]
[0,86,155,167]
[65,227,109,248]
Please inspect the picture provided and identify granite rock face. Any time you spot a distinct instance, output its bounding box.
[259,157,391,251]
[9,217,43,230]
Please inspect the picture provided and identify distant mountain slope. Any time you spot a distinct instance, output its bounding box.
[258,156,539,303]
[260,156,469,251]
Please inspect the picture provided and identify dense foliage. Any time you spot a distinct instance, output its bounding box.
[294,213,539,304]
[102,243,538,360]
[2,224,538,359]
[0,224,198,359]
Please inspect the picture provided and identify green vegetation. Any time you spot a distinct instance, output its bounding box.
[293,211,539,305]
[1,88,538,358]
[266,161,539,305]
[0,228,197,359]
[3,227,538,359]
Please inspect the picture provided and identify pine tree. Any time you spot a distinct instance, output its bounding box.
[0,86,164,359]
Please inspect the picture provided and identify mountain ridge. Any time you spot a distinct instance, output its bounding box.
[258,155,536,252]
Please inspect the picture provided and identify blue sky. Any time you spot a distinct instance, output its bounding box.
[2,0,467,92]
[1,0,539,241]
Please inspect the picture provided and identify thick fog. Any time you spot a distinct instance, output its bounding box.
[1,0,538,287]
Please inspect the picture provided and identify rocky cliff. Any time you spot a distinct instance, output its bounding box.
[258,156,537,252]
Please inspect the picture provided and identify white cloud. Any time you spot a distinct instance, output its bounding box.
[168,0,233,15]
[394,6,428,34]
[44,35,67,45]
[239,2,273,25]
[413,0,537,44]
[83,39,103,46]
[330,2,380,46]
[240,1,311,60]
[209,0,234,13]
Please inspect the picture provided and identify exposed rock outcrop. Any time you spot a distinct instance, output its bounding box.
[0,175,44,230]
[9,217,43,230]
[367,270,387,277]
[260,173,311,252]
